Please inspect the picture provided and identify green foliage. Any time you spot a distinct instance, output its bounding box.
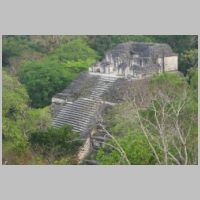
[150,72,187,92]
[19,39,98,108]
[2,70,29,120]
[187,67,198,91]
[2,35,45,67]
[96,103,157,165]
[20,60,72,107]
[96,72,198,165]
[55,39,98,61]
[96,148,121,165]
[87,35,114,58]
[2,36,29,66]
[53,158,71,165]
[3,71,77,164]
[88,35,156,58]
[151,35,198,52]
[96,132,156,165]
[179,49,198,74]
[151,72,197,110]
[2,70,52,164]
[149,73,197,164]
[29,125,83,164]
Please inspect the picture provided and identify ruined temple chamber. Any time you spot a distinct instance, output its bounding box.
[89,42,178,77]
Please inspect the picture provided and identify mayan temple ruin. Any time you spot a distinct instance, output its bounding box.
[52,42,178,162]
[89,42,178,77]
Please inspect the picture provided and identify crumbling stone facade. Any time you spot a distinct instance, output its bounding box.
[89,42,178,77]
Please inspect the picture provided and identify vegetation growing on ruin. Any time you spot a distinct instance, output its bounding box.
[2,35,198,164]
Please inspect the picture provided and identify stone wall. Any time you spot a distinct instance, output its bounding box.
[164,56,178,71]
[89,42,178,77]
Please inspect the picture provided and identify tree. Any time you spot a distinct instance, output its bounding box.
[2,36,26,66]
[29,125,84,164]
[96,73,198,165]
[87,35,155,58]
[187,67,198,93]
[124,73,198,164]
[96,124,156,165]
[19,39,98,108]
[2,70,52,164]
[179,49,198,74]
[152,35,197,52]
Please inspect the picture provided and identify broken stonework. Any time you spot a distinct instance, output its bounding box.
[90,42,178,77]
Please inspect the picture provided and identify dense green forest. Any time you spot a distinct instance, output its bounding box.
[2,35,198,164]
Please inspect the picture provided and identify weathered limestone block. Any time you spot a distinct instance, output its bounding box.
[164,56,178,71]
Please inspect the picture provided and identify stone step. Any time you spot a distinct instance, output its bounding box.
[60,106,96,113]
[55,107,96,118]
[54,121,85,131]
[93,86,108,89]
[90,94,103,97]
[90,95,101,98]
[90,97,101,100]
[58,107,96,116]
[55,119,89,127]
[55,112,93,121]
[63,104,96,110]
[96,82,112,85]
[65,100,97,107]
[68,98,98,104]
[61,104,97,111]
[55,114,94,123]
[91,89,105,93]
[61,105,94,112]
[80,98,101,104]
[93,88,108,92]
[54,120,87,131]
[100,79,117,82]
[91,90,105,94]
[55,111,91,118]
[55,113,93,122]
[93,87,108,90]
[76,98,98,103]
[90,92,102,95]
[97,81,112,84]
[90,97,100,100]
[54,118,90,126]
[94,84,109,88]
[73,126,85,131]
[54,117,90,126]
[97,82,112,85]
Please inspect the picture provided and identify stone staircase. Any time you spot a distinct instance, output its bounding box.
[89,75,118,100]
[53,98,99,136]
[53,74,119,138]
